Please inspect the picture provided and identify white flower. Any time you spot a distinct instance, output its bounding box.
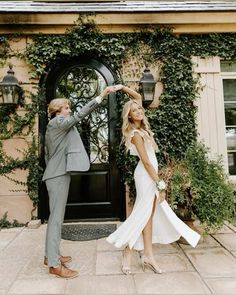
[156,180,166,191]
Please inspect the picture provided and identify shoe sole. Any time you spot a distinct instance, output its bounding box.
[49,273,79,279]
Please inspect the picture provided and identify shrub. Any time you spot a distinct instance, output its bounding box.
[0,212,24,229]
[161,142,236,231]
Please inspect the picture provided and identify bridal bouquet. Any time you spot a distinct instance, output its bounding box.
[156,180,166,191]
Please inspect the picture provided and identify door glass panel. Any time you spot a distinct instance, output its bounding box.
[223,79,236,101]
[226,127,236,150]
[228,152,236,175]
[223,78,236,175]
[55,66,109,164]
[225,106,236,125]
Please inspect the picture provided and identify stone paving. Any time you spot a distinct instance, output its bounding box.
[0,222,236,294]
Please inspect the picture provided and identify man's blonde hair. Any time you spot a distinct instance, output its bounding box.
[48,98,71,116]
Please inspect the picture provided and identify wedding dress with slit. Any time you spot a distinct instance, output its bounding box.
[106,129,200,250]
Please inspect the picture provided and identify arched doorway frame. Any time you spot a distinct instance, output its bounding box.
[38,56,125,221]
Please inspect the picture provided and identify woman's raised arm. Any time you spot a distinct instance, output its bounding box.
[114,84,142,105]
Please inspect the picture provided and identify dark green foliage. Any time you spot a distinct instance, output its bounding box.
[0,212,24,229]
[166,143,235,230]
[25,18,130,78]
[186,143,235,229]
[116,144,138,198]
[0,36,9,65]
[181,33,236,59]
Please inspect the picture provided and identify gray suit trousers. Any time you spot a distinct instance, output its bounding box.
[45,174,71,267]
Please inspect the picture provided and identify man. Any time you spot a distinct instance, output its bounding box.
[43,86,115,278]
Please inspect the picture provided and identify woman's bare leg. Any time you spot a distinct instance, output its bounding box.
[143,196,156,257]
[142,197,162,273]
[121,246,132,275]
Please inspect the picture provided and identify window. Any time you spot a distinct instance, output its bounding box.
[221,61,236,175]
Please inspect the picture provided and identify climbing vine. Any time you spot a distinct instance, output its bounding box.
[25,18,131,78]
[0,88,45,217]
[0,36,9,65]
[1,17,235,225]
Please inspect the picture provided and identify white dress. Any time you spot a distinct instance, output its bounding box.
[106,129,200,250]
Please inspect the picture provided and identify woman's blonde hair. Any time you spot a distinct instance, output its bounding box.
[48,98,71,117]
[121,100,158,151]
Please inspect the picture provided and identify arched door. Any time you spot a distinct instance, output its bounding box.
[39,57,125,221]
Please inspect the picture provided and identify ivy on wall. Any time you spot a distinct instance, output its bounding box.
[0,86,45,217]
[0,36,9,66]
[25,18,131,78]
[0,18,236,225]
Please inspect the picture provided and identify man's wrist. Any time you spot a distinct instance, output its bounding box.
[95,95,103,104]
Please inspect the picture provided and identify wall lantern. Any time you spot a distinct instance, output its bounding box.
[0,64,24,105]
[139,67,156,106]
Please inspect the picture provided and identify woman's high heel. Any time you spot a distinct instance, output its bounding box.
[141,255,163,274]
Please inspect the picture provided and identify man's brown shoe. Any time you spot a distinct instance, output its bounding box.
[49,264,78,279]
[44,255,72,266]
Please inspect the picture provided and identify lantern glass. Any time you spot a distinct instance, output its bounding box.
[0,65,23,105]
[0,85,19,104]
[141,82,155,103]
[139,68,156,106]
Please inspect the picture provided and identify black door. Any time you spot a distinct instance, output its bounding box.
[39,57,125,221]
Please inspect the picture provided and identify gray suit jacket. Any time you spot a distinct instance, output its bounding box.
[42,98,100,181]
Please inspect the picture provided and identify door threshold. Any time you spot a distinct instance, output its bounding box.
[64,218,120,224]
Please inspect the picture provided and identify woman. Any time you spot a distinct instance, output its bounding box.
[43,86,115,279]
[106,85,200,275]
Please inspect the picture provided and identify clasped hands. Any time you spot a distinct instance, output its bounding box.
[99,84,123,99]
